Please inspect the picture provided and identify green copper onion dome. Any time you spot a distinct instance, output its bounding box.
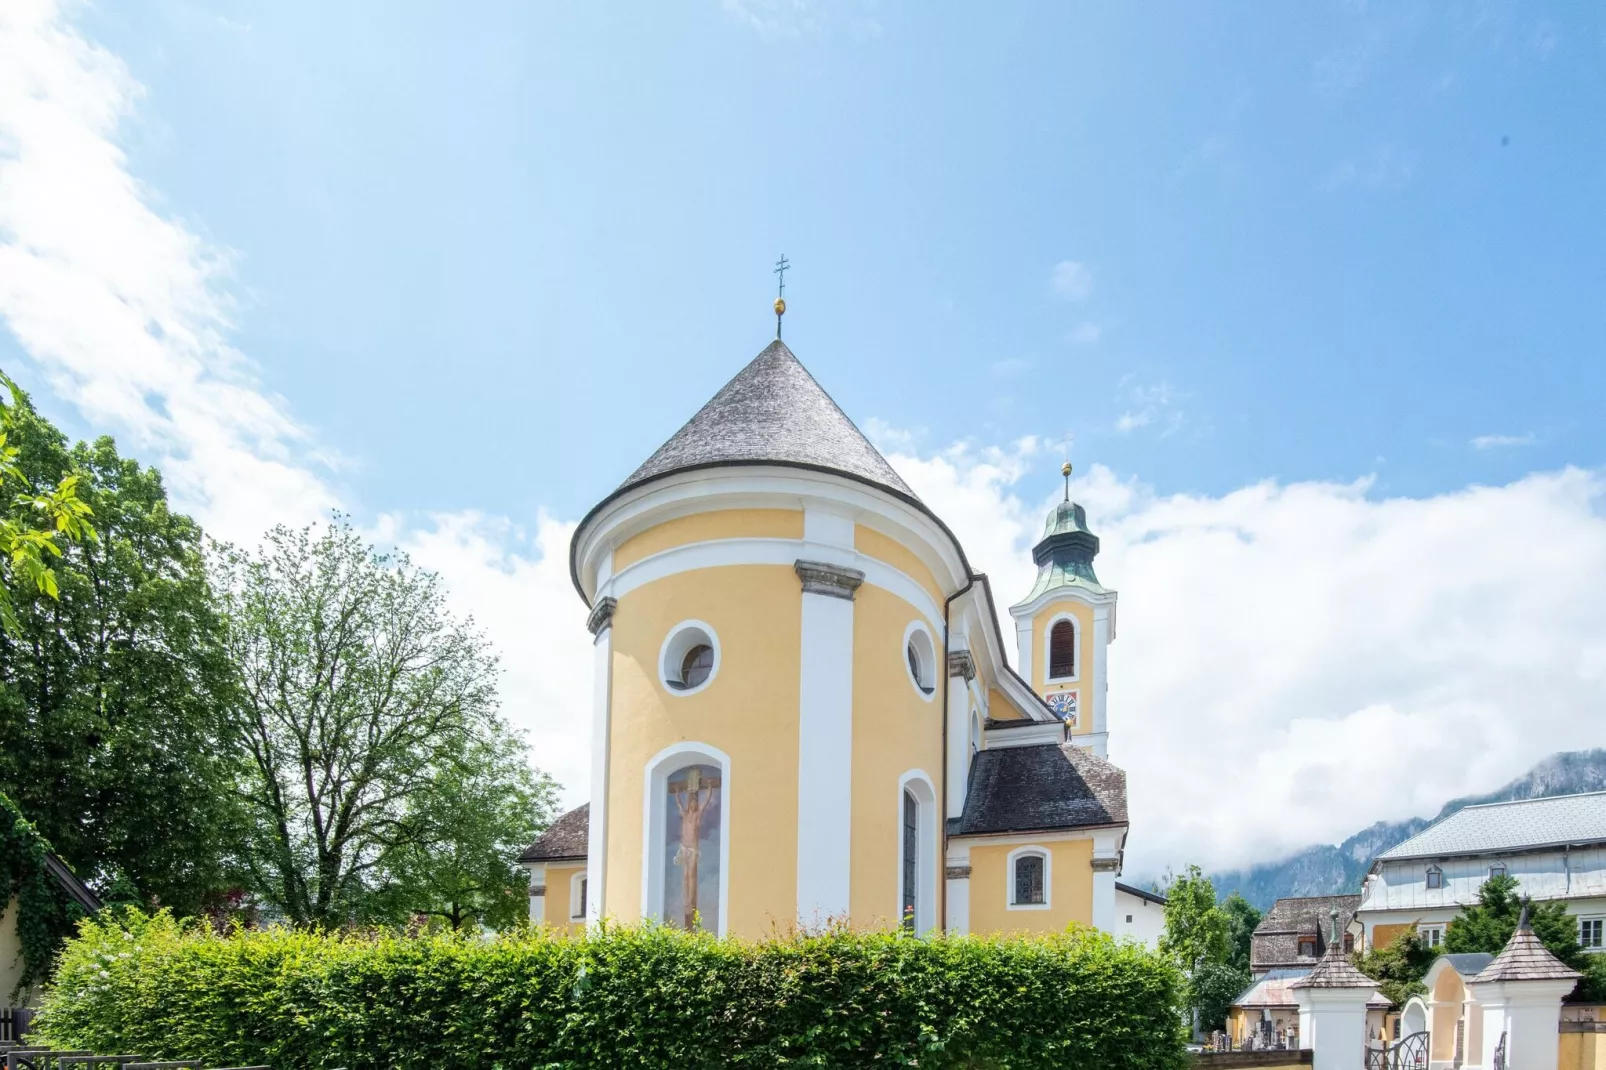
[1015,495,1107,606]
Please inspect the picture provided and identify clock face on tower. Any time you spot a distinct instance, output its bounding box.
[1045,689,1078,725]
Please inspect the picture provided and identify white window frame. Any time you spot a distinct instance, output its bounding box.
[659,620,721,697]
[641,741,732,936]
[569,870,588,921]
[1041,611,1081,684]
[902,621,937,702]
[1488,863,1507,879]
[1425,864,1443,890]
[896,770,938,934]
[1006,846,1053,911]
[1418,924,1445,949]
[1580,915,1605,952]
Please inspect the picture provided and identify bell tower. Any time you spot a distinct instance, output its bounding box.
[1008,463,1117,757]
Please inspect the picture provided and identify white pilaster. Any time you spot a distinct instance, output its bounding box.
[526,864,546,925]
[1014,615,1033,686]
[945,647,974,820]
[1091,604,1111,758]
[1091,831,1120,933]
[1468,979,1574,1070]
[795,508,859,927]
[945,843,971,935]
[584,553,615,927]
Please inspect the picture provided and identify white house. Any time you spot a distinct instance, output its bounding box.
[1355,791,1606,955]
[1114,881,1166,947]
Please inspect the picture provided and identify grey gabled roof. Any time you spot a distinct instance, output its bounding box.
[518,804,590,864]
[618,340,915,500]
[949,743,1127,837]
[1439,953,1496,978]
[1377,791,1606,861]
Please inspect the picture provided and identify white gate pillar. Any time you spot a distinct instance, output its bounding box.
[1291,910,1380,1070]
[1465,904,1580,1070]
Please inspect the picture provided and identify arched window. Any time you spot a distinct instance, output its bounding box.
[1048,619,1076,680]
[644,743,730,936]
[1009,847,1050,908]
[969,712,982,754]
[901,789,918,930]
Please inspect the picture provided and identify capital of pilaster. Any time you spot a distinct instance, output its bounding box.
[794,559,865,601]
[586,596,617,636]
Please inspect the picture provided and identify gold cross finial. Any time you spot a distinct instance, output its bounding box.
[773,255,789,339]
[1061,434,1073,501]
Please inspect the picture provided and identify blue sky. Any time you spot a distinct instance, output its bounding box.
[2,0,1604,873]
[48,0,1606,522]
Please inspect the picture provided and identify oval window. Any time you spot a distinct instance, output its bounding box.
[680,644,714,690]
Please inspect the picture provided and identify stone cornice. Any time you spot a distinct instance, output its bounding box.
[945,865,972,880]
[586,596,617,636]
[1090,858,1121,873]
[947,650,976,681]
[794,559,865,601]
[529,885,547,898]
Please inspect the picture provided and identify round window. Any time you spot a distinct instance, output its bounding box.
[660,622,720,696]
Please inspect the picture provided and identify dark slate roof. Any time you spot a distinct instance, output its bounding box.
[1439,952,1496,978]
[618,340,915,501]
[43,854,102,913]
[950,743,1127,836]
[518,804,590,863]
[1116,881,1167,906]
[1470,908,1582,984]
[1251,894,1361,972]
[1290,938,1378,990]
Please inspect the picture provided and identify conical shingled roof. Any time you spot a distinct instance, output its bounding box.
[617,340,916,500]
[1470,905,1582,984]
[1290,924,1377,990]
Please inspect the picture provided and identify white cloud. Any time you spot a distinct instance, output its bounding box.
[1049,260,1094,302]
[1472,432,1535,450]
[1065,321,1102,346]
[1115,379,1184,437]
[0,0,338,544]
[0,0,592,804]
[721,0,882,42]
[876,435,1606,878]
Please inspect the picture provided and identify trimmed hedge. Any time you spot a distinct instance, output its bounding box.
[38,911,1187,1069]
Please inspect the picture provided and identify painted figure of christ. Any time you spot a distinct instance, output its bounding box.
[666,766,721,931]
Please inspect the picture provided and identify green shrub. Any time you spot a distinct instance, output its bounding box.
[36,910,1187,1070]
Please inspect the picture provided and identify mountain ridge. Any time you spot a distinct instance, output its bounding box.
[1211,749,1606,910]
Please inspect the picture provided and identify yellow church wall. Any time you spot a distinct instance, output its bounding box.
[1031,600,1094,735]
[849,581,945,929]
[854,524,944,609]
[603,563,803,938]
[612,508,804,573]
[543,863,587,934]
[966,838,1094,934]
[988,687,1023,720]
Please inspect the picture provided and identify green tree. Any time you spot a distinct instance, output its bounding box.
[384,728,559,930]
[1352,928,1439,1007]
[213,520,530,927]
[1443,872,1584,969]
[0,386,238,915]
[1160,865,1240,1032]
[0,372,95,633]
[1221,892,1262,974]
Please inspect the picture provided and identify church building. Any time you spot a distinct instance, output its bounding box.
[520,331,1148,938]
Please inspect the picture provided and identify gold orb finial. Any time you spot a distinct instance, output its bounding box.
[1061,461,1072,477]
[774,297,786,316]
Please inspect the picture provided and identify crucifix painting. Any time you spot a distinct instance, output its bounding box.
[664,764,722,932]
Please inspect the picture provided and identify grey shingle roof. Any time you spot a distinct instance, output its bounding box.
[618,340,915,500]
[949,743,1127,836]
[518,804,590,864]
[1252,895,1361,972]
[1470,909,1582,984]
[1378,791,1606,861]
